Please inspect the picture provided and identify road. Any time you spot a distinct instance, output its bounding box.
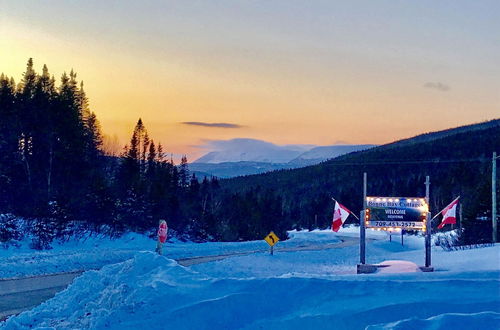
[0,236,361,320]
[0,271,83,320]
[176,236,361,266]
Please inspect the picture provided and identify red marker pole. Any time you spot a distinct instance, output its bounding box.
[156,219,168,255]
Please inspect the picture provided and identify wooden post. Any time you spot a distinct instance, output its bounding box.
[401,229,404,246]
[425,176,431,268]
[493,152,497,243]
[360,172,367,265]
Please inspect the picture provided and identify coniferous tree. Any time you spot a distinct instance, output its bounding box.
[179,155,189,187]
[147,140,156,178]
[17,59,37,198]
[0,74,20,211]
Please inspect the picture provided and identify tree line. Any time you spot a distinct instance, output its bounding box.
[1,59,285,248]
[2,59,496,249]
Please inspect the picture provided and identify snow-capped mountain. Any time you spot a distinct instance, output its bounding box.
[191,139,376,178]
[194,139,313,164]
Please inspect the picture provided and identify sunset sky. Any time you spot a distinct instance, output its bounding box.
[1,1,499,160]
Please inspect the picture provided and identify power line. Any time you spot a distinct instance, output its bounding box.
[324,158,488,166]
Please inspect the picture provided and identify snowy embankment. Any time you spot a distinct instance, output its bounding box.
[1,229,500,329]
[0,229,342,278]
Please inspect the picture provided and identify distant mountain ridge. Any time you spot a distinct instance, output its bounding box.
[288,144,375,166]
[194,138,313,164]
[377,120,500,151]
[191,143,376,178]
[189,161,293,178]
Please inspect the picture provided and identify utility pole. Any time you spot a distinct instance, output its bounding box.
[493,152,498,243]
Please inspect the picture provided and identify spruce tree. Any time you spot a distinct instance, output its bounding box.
[179,155,190,187]
[0,74,20,211]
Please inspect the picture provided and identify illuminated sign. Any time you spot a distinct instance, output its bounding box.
[365,197,428,230]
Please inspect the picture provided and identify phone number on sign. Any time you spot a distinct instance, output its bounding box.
[369,221,423,228]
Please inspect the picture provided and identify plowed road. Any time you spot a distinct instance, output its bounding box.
[0,236,361,320]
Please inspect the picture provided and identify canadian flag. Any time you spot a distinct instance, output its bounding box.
[332,201,351,232]
[437,197,459,229]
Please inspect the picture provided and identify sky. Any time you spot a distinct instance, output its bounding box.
[1,0,499,160]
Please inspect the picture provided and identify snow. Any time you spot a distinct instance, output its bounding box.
[193,138,374,165]
[1,228,499,329]
[367,312,500,330]
[0,229,340,278]
[377,260,421,273]
[194,138,311,163]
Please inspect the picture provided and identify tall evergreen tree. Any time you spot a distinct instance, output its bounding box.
[179,155,190,187]
[17,58,37,196]
[0,74,21,211]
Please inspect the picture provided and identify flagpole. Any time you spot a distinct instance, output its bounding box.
[331,197,359,220]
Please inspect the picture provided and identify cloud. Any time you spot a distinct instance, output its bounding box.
[424,82,450,92]
[181,122,243,128]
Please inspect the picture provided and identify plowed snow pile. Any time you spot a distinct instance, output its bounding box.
[3,246,499,329]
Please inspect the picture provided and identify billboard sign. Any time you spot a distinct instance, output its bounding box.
[365,197,428,230]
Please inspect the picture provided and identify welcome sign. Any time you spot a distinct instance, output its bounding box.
[365,197,428,230]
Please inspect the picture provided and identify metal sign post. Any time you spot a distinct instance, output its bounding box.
[264,231,280,255]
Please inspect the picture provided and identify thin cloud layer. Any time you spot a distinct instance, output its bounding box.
[182,122,243,128]
[424,82,450,92]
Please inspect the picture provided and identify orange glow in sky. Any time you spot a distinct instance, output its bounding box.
[1,1,498,161]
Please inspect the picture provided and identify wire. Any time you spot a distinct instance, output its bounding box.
[323,158,488,166]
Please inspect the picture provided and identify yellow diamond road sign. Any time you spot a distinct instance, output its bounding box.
[264,231,280,247]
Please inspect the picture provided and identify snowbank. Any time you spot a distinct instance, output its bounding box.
[0,229,342,278]
[367,311,500,330]
[1,229,499,329]
[3,251,499,329]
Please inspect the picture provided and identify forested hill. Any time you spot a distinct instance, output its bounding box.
[218,120,499,242]
[373,119,499,151]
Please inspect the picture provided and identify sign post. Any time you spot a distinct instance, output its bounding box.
[424,176,433,271]
[493,152,498,243]
[264,231,280,255]
[156,219,168,255]
[360,173,367,265]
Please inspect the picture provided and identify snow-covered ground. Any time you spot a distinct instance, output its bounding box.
[1,228,499,329]
[0,230,342,278]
